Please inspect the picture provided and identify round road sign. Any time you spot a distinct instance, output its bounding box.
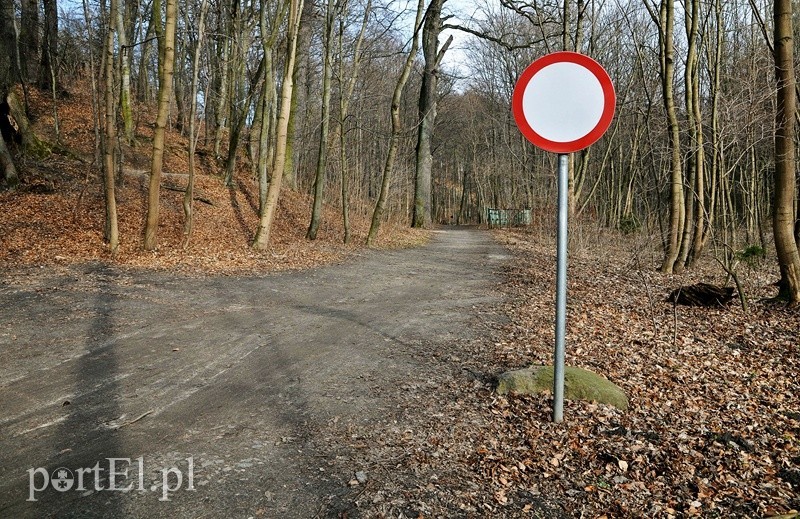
[512,51,615,153]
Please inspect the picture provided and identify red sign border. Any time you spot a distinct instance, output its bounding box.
[512,51,615,154]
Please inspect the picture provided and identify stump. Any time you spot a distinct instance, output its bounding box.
[667,282,736,307]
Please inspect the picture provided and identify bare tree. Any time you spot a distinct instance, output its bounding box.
[252,0,305,249]
[367,0,426,244]
[412,0,452,228]
[646,0,685,274]
[337,0,372,243]
[307,0,341,240]
[143,0,178,250]
[182,0,210,248]
[102,0,121,252]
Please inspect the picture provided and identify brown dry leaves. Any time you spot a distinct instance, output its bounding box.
[479,228,800,517]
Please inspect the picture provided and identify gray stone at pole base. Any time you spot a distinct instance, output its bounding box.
[496,365,628,411]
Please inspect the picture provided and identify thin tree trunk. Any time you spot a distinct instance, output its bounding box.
[40,0,58,90]
[257,51,275,214]
[143,0,177,250]
[136,17,154,102]
[183,0,209,248]
[283,0,315,189]
[306,0,338,240]
[336,0,370,244]
[213,7,231,160]
[19,0,39,82]
[117,2,134,144]
[255,0,286,216]
[82,0,102,168]
[103,0,120,252]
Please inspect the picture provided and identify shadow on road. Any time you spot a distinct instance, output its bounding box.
[34,264,125,518]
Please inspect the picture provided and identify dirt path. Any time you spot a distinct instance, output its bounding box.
[0,228,508,518]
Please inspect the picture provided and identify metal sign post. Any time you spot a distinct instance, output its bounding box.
[553,153,569,422]
[511,52,615,423]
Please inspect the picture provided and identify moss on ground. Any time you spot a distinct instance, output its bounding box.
[496,365,628,411]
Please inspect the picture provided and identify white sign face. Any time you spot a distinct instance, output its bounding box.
[521,62,605,143]
[512,52,616,153]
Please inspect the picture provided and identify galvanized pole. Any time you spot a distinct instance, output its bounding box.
[553,153,569,423]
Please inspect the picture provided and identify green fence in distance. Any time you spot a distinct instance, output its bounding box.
[487,209,532,228]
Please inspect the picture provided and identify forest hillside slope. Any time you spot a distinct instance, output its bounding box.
[0,83,426,273]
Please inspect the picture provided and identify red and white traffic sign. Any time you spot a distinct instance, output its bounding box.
[512,51,615,154]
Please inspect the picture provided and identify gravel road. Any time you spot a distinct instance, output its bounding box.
[0,228,508,518]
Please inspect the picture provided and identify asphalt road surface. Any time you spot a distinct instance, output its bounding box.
[0,228,507,518]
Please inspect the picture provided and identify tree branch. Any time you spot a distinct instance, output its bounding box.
[441,23,544,51]
[434,34,454,68]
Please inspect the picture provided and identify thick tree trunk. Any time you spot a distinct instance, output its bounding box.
[773,0,800,302]
[19,0,39,83]
[0,0,18,187]
[412,0,451,229]
[143,0,178,250]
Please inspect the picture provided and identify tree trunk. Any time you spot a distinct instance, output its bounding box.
[412,0,451,229]
[223,0,253,187]
[117,1,134,144]
[19,0,39,83]
[143,0,177,250]
[136,18,154,102]
[183,0,209,248]
[337,0,370,244]
[252,0,304,250]
[283,0,314,189]
[103,0,120,252]
[256,52,275,214]
[681,0,706,269]
[307,0,338,240]
[655,0,685,274]
[212,8,231,160]
[40,0,58,90]
[0,0,18,187]
[254,0,286,217]
[773,0,800,302]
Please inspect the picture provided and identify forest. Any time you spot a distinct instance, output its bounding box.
[0,0,799,300]
[1,0,800,515]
